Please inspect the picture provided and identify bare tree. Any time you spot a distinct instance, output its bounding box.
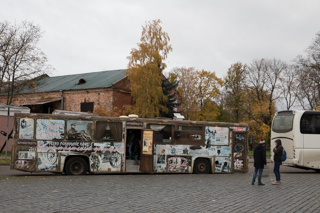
[278,65,298,110]
[294,31,320,110]
[0,21,53,105]
[245,58,285,126]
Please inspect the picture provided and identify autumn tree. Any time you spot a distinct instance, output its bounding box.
[171,67,198,120]
[223,62,246,123]
[171,67,222,121]
[245,58,284,127]
[126,19,172,118]
[193,70,223,121]
[0,21,53,105]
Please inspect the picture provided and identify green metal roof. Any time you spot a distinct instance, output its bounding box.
[24,69,127,93]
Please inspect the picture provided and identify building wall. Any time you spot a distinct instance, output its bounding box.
[0,116,14,152]
[62,89,114,112]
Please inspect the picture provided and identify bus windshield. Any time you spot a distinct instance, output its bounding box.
[272,111,294,133]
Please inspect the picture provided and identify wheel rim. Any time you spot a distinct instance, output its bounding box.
[70,161,84,175]
[198,162,207,173]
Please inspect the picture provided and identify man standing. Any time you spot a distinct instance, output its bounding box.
[272,139,283,185]
[252,138,267,185]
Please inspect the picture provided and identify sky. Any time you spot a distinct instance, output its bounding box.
[1,0,320,79]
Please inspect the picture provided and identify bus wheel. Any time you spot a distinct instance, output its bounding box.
[194,159,210,174]
[65,157,88,175]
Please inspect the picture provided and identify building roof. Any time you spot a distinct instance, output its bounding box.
[24,69,127,93]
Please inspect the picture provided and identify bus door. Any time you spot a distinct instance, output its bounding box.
[125,128,142,172]
[232,132,247,172]
[140,130,154,173]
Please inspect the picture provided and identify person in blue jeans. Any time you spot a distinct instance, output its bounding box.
[127,130,136,159]
[272,139,283,185]
[252,138,267,185]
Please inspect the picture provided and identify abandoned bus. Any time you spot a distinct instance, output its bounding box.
[11,113,249,175]
[271,110,320,171]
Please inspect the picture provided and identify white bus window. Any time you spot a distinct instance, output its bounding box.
[96,121,122,141]
[272,111,294,133]
[66,120,93,141]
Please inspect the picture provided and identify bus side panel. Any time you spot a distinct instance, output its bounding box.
[303,134,320,149]
[302,133,320,169]
[11,145,38,172]
[301,149,320,169]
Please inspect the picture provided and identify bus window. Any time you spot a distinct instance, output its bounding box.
[36,119,65,140]
[301,114,314,134]
[66,120,93,141]
[96,121,122,141]
[175,125,204,145]
[19,118,34,139]
[147,124,173,143]
[272,111,294,133]
[315,115,320,134]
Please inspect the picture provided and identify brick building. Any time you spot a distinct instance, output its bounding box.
[0,69,133,114]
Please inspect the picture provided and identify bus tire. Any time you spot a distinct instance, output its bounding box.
[194,159,210,174]
[65,157,88,175]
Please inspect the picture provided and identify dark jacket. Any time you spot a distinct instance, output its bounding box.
[253,143,267,169]
[132,139,140,156]
[273,140,283,162]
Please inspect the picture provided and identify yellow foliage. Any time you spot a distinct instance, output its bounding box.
[93,104,121,117]
[126,19,172,118]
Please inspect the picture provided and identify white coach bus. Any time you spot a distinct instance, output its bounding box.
[271,110,320,172]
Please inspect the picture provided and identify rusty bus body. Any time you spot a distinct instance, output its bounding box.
[11,113,249,175]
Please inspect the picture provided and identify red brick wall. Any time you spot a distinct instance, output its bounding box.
[62,89,114,112]
[0,77,135,116]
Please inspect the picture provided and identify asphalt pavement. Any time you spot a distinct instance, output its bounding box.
[0,160,319,213]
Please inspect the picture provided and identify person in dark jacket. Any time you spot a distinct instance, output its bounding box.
[132,139,140,165]
[252,138,267,185]
[272,139,283,185]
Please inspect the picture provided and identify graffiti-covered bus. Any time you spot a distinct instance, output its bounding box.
[11,113,249,175]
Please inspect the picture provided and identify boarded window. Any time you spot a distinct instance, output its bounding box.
[81,102,94,113]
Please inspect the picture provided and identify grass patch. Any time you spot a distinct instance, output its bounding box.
[0,159,10,164]
[0,151,11,157]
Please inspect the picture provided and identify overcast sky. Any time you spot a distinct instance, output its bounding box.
[1,0,320,78]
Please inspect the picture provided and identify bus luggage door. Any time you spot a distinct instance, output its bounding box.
[140,130,154,173]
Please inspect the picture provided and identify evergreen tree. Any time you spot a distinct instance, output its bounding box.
[160,78,183,118]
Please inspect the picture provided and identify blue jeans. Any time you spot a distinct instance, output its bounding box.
[274,161,281,181]
[252,168,263,183]
[129,143,133,159]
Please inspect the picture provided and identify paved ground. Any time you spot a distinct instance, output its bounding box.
[0,162,319,213]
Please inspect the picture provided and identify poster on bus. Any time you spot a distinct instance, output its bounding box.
[142,130,153,155]
[215,157,231,173]
[66,120,93,141]
[19,118,34,139]
[36,119,65,140]
[205,127,229,146]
